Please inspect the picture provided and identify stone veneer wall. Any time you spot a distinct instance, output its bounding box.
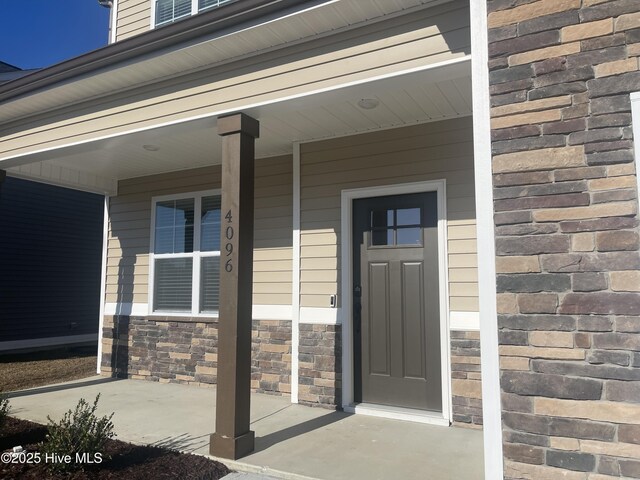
[294,324,485,418]
[451,330,483,428]
[487,0,640,478]
[251,320,292,395]
[298,324,341,407]
[101,316,291,396]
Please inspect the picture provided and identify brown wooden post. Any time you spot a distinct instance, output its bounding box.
[210,113,259,460]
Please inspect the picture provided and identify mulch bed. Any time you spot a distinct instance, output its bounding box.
[0,417,230,479]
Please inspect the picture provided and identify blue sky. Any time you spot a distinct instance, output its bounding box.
[0,0,111,70]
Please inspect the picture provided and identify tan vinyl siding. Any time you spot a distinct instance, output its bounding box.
[105,155,293,306]
[299,117,478,312]
[0,1,470,160]
[115,0,151,42]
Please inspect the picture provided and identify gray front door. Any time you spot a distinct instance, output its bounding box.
[353,192,442,412]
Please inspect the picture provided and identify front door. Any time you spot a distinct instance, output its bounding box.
[353,192,441,412]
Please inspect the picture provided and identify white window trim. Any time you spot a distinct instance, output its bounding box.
[148,189,221,317]
[150,0,232,29]
[151,0,197,29]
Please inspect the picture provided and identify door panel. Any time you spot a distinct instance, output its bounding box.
[368,262,390,376]
[353,191,442,412]
[402,261,425,379]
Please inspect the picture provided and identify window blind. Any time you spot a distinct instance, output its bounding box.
[199,0,234,12]
[155,0,192,26]
[200,256,220,313]
[154,258,193,311]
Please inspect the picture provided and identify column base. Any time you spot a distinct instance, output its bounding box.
[209,430,255,460]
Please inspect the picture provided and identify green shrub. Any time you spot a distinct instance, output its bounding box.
[42,394,115,472]
[0,393,10,431]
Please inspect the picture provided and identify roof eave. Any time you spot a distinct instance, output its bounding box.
[0,0,321,103]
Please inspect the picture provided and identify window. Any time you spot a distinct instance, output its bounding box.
[153,0,235,27]
[150,191,221,314]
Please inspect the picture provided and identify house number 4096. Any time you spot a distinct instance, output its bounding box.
[224,210,234,272]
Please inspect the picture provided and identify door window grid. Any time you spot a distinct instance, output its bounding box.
[370,207,422,247]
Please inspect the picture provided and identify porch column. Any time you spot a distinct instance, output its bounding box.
[210,113,259,460]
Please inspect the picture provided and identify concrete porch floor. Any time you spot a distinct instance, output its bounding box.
[8,376,484,480]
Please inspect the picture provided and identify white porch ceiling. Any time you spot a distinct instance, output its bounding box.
[8,58,471,194]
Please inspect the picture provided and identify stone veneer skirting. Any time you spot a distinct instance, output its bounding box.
[451,330,483,428]
[298,324,342,407]
[102,316,484,422]
[101,315,291,395]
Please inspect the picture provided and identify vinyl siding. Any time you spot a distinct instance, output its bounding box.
[115,0,151,42]
[300,117,478,312]
[105,155,293,307]
[0,1,470,161]
[0,177,103,342]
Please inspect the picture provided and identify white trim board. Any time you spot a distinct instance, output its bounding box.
[299,307,340,325]
[104,303,149,316]
[470,0,504,478]
[102,303,477,330]
[103,303,293,320]
[450,311,480,331]
[340,179,452,424]
[253,304,293,320]
[0,334,98,352]
[97,196,110,374]
[631,92,640,210]
[291,143,301,404]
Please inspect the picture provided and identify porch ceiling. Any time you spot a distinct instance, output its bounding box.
[8,59,471,194]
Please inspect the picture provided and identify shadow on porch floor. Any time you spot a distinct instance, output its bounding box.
[8,376,484,480]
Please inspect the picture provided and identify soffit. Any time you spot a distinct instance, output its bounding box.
[0,0,454,124]
[8,59,471,184]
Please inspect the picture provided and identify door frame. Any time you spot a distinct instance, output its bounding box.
[340,179,451,425]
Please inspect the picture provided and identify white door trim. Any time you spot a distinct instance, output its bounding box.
[340,179,451,424]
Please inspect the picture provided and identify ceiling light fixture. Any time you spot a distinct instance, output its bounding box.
[357,98,379,110]
[143,144,160,152]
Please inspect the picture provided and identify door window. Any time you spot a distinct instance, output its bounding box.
[369,207,422,247]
